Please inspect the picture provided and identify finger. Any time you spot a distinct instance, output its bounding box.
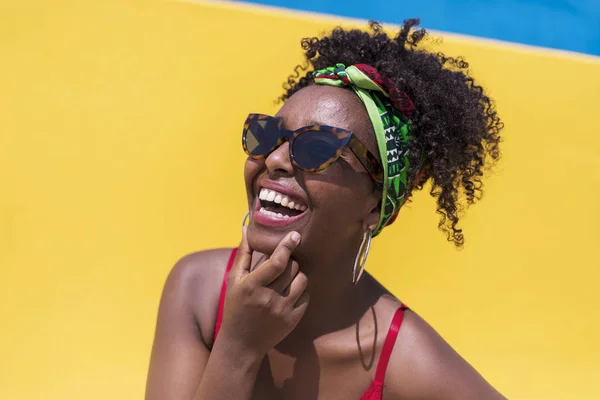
[292,292,310,315]
[286,271,308,305]
[287,292,309,329]
[249,231,301,286]
[231,226,253,279]
[268,260,299,294]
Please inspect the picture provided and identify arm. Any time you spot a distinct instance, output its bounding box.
[146,229,309,400]
[386,311,506,400]
[145,250,261,400]
[192,331,263,399]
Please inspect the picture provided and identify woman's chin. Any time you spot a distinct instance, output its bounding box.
[246,224,289,256]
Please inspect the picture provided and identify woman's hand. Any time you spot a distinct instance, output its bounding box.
[218,228,310,357]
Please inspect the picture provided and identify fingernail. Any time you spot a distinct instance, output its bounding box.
[291,232,300,243]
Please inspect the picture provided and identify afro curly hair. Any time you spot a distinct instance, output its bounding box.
[280,19,503,247]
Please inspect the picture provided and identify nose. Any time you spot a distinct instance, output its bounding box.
[265,141,295,177]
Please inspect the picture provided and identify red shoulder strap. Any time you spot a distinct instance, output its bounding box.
[213,248,238,342]
[373,305,408,384]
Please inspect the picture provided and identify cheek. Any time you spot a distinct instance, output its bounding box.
[307,166,374,215]
[244,158,263,183]
[243,158,264,200]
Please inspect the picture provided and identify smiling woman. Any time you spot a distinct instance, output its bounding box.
[2,0,599,398]
[145,18,506,400]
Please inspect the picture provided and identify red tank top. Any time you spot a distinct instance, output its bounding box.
[214,248,407,400]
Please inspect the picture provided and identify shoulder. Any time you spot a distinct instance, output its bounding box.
[167,248,235,291]
[162,248,236,347]
[384,310,506,400]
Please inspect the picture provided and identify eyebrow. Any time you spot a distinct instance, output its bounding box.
[278,116,341,131]
[305,120,332,127]
[302,119,348,130]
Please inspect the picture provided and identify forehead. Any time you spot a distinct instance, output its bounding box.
[275,85,378,155]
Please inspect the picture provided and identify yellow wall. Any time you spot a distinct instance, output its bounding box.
[1,0,599,399]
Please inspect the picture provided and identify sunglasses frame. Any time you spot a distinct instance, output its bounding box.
[242,114,383,188]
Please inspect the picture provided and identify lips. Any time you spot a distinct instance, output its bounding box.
[252,182,309,228]
[258,188,307,218]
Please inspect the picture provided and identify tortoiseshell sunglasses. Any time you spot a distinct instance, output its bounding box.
[242,113,383,187]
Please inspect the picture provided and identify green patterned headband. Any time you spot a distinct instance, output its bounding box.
[312,63,415,237]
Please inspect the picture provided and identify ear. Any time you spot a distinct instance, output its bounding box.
[363,201,381,232]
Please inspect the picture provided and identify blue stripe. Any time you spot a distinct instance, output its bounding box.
[236,0,600,56]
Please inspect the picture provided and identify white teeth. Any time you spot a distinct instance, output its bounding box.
[258,188,308,212]
[259,207,290,219]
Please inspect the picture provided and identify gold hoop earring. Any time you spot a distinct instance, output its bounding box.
[242,211,250,227]
[352,229,372,284]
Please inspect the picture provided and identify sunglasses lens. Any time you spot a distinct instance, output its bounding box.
[245,119,280,157]
[293,131,345,170]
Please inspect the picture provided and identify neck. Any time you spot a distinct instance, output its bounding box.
[281,245,379,343]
